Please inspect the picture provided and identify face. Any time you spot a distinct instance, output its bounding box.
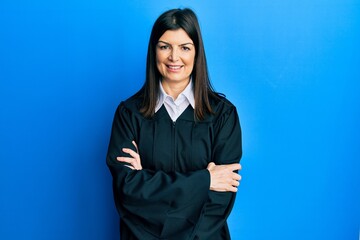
[156,29,196,85]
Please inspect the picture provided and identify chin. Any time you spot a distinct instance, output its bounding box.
[164,76,190,82]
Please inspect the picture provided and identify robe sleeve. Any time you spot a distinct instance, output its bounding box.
[194,105,242,239]
[106,103,211,238]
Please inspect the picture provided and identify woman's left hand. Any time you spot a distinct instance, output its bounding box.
[116,141,142,170]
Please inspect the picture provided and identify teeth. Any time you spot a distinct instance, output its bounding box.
[168,65,181,70]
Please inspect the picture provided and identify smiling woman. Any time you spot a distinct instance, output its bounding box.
[106,8,242,240]
[156,29,196,93]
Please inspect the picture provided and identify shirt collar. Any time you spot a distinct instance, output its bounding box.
[155,79,195,113]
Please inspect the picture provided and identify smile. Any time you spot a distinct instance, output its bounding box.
[166,65,183,70]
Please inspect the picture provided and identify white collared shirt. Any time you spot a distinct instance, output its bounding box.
[155,80,195,122]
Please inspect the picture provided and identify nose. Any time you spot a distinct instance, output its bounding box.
[169,48,179,62]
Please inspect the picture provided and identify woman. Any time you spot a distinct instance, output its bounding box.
[107,8,242,240]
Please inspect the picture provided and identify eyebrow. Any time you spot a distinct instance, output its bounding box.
[158,40,194,46]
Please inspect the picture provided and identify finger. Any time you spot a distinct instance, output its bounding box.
[117,157,141,170]
[122,148,139,159]
[207,162,216,170]
[132,141,139,153]
[232,180,240,187]
[125,165,135,170]
[117,156,136,164]
[232,172,241,181]
[227,163,241,171]
[228,185,238,192]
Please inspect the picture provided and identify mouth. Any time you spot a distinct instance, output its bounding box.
[166,65,183,71]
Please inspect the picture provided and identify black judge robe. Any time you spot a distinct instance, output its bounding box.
[107,94,242,240]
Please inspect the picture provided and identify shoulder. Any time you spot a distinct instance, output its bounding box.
[207,94,240,131]
[209,93,237,116]
[116,94,143,116]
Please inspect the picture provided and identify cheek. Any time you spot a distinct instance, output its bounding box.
[156,50,167,62]
[185,55,196,70]
[156,53,167,67]
[155,55,164,71]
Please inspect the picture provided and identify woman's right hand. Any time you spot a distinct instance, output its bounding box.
[207,162,242,192]
[116,141,142,170]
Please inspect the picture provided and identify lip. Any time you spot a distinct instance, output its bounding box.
[166,64,183,72]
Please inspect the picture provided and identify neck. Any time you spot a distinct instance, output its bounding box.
[161,78,190,99]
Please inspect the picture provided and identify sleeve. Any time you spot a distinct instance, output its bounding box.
[106,103,211,238]
[194,105,242,239]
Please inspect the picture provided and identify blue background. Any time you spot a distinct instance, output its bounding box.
[1,0,359,239]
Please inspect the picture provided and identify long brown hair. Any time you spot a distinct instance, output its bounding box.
[137,8,220,120]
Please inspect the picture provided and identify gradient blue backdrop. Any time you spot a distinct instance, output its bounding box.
[1,0,359,239]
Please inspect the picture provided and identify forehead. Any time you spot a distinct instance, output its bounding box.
[158,29,193,44]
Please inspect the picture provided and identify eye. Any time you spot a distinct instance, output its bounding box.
[182,46,191,51]
[158,45,170,50]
